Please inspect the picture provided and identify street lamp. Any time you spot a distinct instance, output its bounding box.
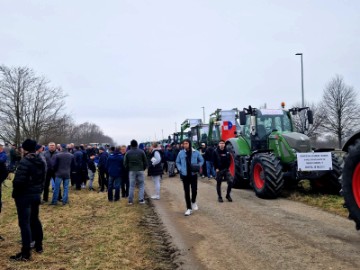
[295,53,304,107]
[201,106,205,123]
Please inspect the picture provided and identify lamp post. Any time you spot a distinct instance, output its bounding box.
[295,53,304,107]
[201,106,205,123]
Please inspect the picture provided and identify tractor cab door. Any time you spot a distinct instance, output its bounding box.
[251,116,269,151]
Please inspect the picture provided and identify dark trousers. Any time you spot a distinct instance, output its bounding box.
[182,174,198,209]
[121,177,129,197]
[98,169,108,191]
[216,169,233,198]
[44,170,61,201]
[74,170,83,190]
[15,195,43,253]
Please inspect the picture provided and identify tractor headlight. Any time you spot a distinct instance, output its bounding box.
[291,148,297,153]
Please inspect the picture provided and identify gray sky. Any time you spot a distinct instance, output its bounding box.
[1,0,359,145]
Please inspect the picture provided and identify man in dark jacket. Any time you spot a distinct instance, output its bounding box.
[213,140,233,202]
[106,147,124,201]
[43,142,58,202]
[120,145,129,198]
[204,145,216,179]
[124,140,148,204]
[51,144,75,205]
[165,144,177,177]
[0,143,8,241]
[98,147,108,192]
[73,146,84,190]
[11,139,46,261]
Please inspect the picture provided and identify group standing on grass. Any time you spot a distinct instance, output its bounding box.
[0,137,235,261]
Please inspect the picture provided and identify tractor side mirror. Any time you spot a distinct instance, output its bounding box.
[239,111,246,125]
[307,110,313,125]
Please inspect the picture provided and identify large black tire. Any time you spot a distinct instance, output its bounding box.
[310,154,342,194]
[227,143,249,188]
[250,153,284,199]
[342,140,360,230]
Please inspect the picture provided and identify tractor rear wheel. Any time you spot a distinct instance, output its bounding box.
[342,140,360,230]
[310,154,342,194]
[227,143,249,188]
[250,153,284,199]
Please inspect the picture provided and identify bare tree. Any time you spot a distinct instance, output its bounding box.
[0,66,36,145]
[0,65,67,145]
[321,75,359,148]
[291,101,325,140]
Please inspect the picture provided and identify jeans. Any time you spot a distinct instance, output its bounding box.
[182,174,198,209]
[108,176,121,201]
[52,177,70,204]
[88,169,95,188]
[206,161,216,178]
[151,175,161,197]
[128,171,145,203]
[15,195,43,250]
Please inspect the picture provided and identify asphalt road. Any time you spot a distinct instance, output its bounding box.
[145,174,360,270]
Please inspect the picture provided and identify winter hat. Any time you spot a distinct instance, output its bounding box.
[61,143,67,149]
[130,140,138,147]
[22,139,37,152]
[35,144,43,151]
[99,147,105,151]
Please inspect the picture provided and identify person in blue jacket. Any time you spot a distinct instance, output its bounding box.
[106,146,124,202]
[176,139,204,216]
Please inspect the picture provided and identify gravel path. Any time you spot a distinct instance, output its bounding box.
[145,175,360,270]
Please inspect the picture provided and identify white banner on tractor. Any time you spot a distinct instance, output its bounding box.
[297,152,332,171]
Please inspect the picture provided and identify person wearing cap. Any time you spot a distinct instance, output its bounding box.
[11,139,46,261]
[51,144,75,205]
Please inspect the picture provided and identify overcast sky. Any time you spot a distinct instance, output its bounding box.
[1,0,359,144]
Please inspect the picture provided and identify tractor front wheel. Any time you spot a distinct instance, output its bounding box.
[250,153,284,199]
[342,140,360,230]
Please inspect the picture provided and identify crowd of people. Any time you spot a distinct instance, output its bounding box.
[0,138,234,261]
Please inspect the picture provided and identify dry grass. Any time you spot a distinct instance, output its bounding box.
[0,175,174,270]
[282,180,348,218]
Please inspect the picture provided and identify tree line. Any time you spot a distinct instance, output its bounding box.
[292,75,359,148]
[0,65,114,146]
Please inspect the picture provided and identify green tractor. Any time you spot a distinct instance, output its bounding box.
[226,105,342,199]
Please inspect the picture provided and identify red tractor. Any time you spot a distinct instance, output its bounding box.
[342,130,360,230]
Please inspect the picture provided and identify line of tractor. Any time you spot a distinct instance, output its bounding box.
[163,103,342,200]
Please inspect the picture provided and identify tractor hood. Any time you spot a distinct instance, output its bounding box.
[281,132,311,153]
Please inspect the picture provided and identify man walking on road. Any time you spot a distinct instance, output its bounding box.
[213,140,233,202]
[124,140,148,205]
[176,139,204,216]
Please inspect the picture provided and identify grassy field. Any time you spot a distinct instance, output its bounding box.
[0,176,175,270]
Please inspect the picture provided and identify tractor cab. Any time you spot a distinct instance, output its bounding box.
[240,107,293,151]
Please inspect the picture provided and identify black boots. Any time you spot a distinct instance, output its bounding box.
[226,194,233,202]
[10,247,31,261]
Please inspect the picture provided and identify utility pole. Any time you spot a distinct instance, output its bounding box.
[201,106,205,123]
[295,53,305,107]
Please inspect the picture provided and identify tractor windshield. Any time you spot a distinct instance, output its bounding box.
[257,109,293,133]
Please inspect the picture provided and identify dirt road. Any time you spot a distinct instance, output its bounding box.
[145,175,360,270]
